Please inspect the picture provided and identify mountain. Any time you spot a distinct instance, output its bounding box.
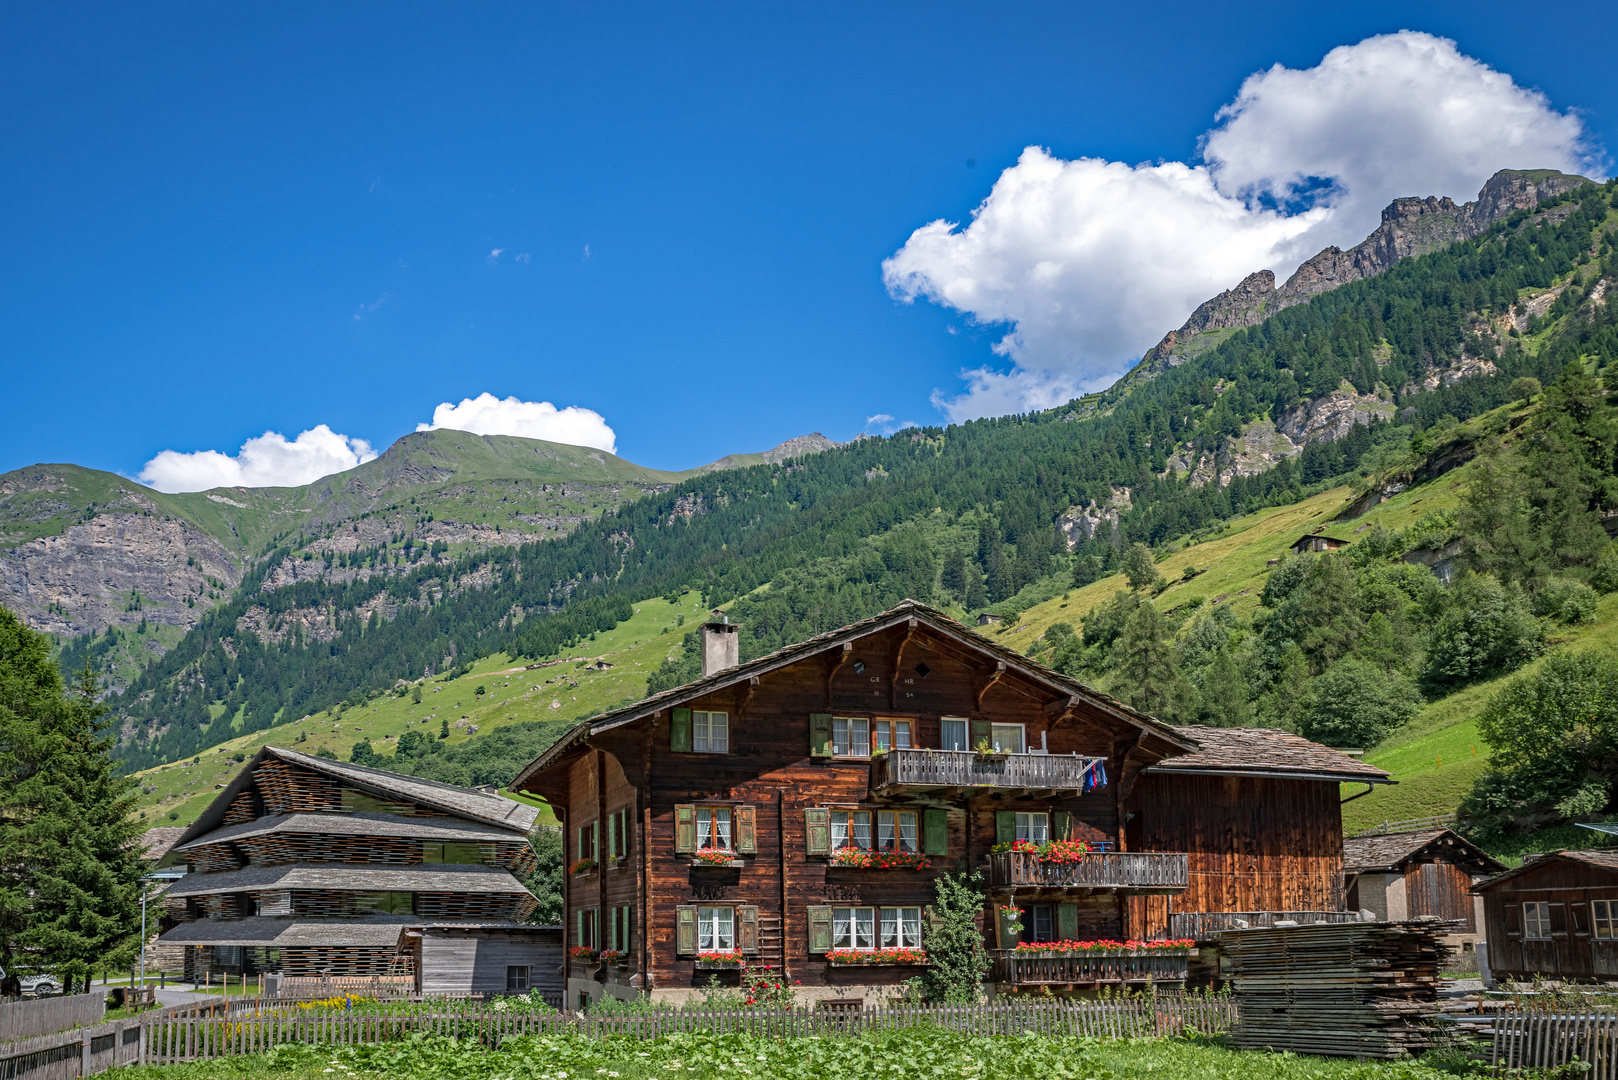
[9,169,1614,779]
[694,433,842,472]
[1140,169,1591,371]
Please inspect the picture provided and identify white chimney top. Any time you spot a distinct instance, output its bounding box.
[700,622,741,677]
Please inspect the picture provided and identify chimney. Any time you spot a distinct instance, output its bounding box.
[700,621,741,677]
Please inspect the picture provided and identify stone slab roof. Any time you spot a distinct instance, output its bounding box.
[142,827,185,861]
[1343,828,1506,874]
[1146,726,1393,783]
[159,916,427,948]
[1476,848,1618,892]
[173,812,522,854]
[165,862,531,898]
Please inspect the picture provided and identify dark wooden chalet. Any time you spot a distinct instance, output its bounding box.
[1290,533,1350,556]
[1129,726,1393,939]
[155,746,541,981]
[1344,828,1504,944]
[510,600,1386,1006]
[1475,850,1618,982]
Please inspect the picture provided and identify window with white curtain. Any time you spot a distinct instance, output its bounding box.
[877,810,918,852]
[693,711,729,753]
[831,810,872,850]
[698,906,735,950]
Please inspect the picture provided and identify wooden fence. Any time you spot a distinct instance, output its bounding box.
[0,998,104,1045]
[1491,1010,1618,1080]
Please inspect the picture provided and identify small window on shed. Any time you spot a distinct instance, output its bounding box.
[1594,900,1618,939]
[1524,902,1553,940]
[506,965,531,992]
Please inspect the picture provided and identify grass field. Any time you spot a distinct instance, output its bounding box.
[110,1027,1462,1080]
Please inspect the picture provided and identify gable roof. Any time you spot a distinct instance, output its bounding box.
[1474,848,1618,892]
[172,812,527,854]
[1291,533,1349,550]
[511,599,1199,790]
[173,745,539,851]
[1343,828,1505,874]
[1145,726,1393,784]
[142,827,185,862]
[163,862,532,898]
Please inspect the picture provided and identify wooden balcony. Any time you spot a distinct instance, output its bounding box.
[869,749,1102,796]
[986,850,1188,894]
[991,949,1189,989]
[1168,910,1365,939]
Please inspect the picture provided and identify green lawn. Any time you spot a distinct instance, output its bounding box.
[111,1028,1461,1080]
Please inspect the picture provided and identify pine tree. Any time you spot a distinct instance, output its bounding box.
[963,570,987,611]
[1110,604,1194,720]
[1122,543,1160,592]
[940,550,967,596]
[1192,647,1252,727]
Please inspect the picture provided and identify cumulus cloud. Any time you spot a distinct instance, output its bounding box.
[885,31,1602,421]
[417,393,618,454]
[138,426,378,493]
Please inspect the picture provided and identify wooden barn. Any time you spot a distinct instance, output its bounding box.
[510,599,1386,1006]
[1475,850,1618,982]
[1343,828,1504,944]
[1128,727,1393,939]
[155,746,540,982]
[397,924,563,999]
[1290,533,1350,556]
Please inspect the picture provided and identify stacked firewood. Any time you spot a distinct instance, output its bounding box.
[1224,921,1456,1058]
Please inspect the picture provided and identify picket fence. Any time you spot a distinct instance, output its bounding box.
[0,996,1232,1075]
[0,997,104,1045]
[1491,1010,1618,1080]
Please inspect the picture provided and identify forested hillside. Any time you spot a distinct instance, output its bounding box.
[81,178,1618,774]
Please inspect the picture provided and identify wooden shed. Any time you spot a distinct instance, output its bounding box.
[398,924,563,1003]
[1343,828,1504,945]
[1475,850,1618,982]
[1290,533,1350,556]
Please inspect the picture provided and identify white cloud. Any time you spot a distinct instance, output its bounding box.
[138,426,378,493]
[487,248,505,263]
[417,393,618,454]
[885,31,1602,422]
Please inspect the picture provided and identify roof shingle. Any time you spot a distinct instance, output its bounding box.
[1147,726,1392,783]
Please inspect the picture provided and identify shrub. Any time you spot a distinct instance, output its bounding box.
[919,871,988,1003]
[1421,573,1544,692]
[1299,658,1422,747]
[1536,578,1599,624]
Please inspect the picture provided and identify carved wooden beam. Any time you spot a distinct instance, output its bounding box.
[738,675,761,717]
[825,643,852,707]
[976,662,1007,709]
[890,620,918,709]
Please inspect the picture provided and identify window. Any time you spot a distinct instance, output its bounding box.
[1595,901,1618,940]
[877,811,918,852]
[991,724,1026,754]
[506,965,531,992]
[213,945,244,967]
[1022,905,1055,943]
[832,810,872,850]
[872,719,911,753]
[1015,812,1049,844]
[1524,902,1553,940]
[698,906,734,950]
[693,711,729,753]
[833,906,921,950]
[422,841,484,864]
[696,807,732,850]
[608,905,633,951]
[357,891,412,915]
[606,807,630,860]
[576,907,598,949]
[833,717,870,757]
[941,718,969,751]
[577,821,598,861]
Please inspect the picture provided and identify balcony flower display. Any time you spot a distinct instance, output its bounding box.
[696,949,744,967]
[825,947,927,966]
[692,848,738,867]
[598,949,626,964]
[569,946,599,962]
[989,838,1090,863]
[1010,938,1195,954]
[568,857,598,875]
[829,847,931,870]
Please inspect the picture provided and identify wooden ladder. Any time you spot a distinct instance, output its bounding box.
[754,912,784,975]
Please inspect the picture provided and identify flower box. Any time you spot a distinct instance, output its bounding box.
[694,949,745,969]
[988,839,1090,864]
[1009,938,1194,955]
[569,857,598,876]
[824,947,927,967]
[569,946,598,962]
[691,848,744,868]
[829,848,931,871]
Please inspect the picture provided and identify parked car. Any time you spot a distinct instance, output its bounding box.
[0,967,60,997]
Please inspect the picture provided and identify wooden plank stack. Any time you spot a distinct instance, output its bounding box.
[1223,920,1455,1058]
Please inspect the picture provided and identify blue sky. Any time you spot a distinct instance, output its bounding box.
[3,2,1615,483]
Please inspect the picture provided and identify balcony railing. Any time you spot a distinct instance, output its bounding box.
[869,749,1102,795]
[1168,910,1366,939]
[986,850,1188,894]
[991,949,1189,988]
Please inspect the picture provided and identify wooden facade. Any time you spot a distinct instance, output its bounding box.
[512,601,1389,1005]
[156,746,540,981]
[1476,850,1618,981]
[399,925,564,1001]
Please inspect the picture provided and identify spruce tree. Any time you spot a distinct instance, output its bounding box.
[1111,603,1194,720]
[940,550,967,596]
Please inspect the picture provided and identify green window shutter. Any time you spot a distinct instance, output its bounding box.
[576,909,585,948]
[671,708,692,752]
[970,719,992,750]
[608,905,618,951]
[736,805,757,854]
[809,713,833,757]
[674,805,697,854]
[923,808,948,856]
[624,905,633,950]
[738,905,759,953]
[1057,903,1079,941]
[804,807,831,856]
[676,906,697,955]
[1053,811,1073,842]
[995,810,1016,845]
[807,906,833,953]
[577,825,587,860]
[592,820,600,861]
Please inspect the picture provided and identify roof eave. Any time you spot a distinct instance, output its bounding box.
[1145,765,1395,784]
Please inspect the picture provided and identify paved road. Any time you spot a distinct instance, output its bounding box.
[154,985,223,1007]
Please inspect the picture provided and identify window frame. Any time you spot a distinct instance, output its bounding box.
[698,905,736,951]
[695,806,734,852]
[506,965,531,992]
[831,808,873,851]
[832,716,871,758]
[1022,904,1056,944]
[693,710,730,754]
[990,723,1027,754]
[1523,901,1553,940]
[872,719,912,754]
[876,810,919,853]
[832,905,922,950]
[1595,900,1618,940]
[1015,811,1050,844]
[941,717,969,751]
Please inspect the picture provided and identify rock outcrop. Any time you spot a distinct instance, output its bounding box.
[1144,169,1592,365]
